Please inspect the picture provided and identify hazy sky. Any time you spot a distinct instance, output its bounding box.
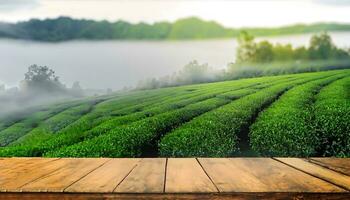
[0,0,350,27]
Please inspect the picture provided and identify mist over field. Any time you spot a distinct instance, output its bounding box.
[0,31,349,116]
[1,32,350,90]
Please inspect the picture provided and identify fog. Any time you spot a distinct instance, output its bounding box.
[0,31,350,116]
[1,32,349,91]
[0,90,76,117]
[0,39,236,90]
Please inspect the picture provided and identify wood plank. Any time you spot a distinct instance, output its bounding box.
[114,158,166,193]
[65,158,140,193]
[1,157,350,197]
[276,158,350,191]
[20,158,109,192]
[309,158,350,176]
[1,192,350,200]
[198,158,267,192]
[0,158,62,192]
[165,158,218,193]
[0,158,53,172]
[199,158,344,192]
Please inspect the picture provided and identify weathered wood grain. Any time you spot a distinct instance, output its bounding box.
[0,158,62,192]
[1,157,349,199]
[276,158,350,191]
[199,158,344,192]
[309,158,350,176]
[1,192,350,200]
[114,158,166,193]
[165,158,218,193]
[0,157,56,172]
[20,158,109,192]
[65,158,140,193]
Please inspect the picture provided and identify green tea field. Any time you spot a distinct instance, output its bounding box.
[0,69,349,158]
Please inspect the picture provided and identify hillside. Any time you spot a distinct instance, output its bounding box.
[1,17,350,41]
[0,69,349,158]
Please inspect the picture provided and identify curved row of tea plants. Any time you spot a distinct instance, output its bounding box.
[46,76,291,150]
[10,89,183,146]
[10,99,102,146]
[44,75,295,157]
[0,99,88,146]
[53,71,338,158]
[47,97,233,157]
[314,76,350,157]
[47,76,290,157]
[0,69,348,157]
[158,71,333,157]
[249,73,348,156]
[2,75,290,157]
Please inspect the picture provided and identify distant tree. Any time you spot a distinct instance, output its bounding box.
[308,32,334,59]
[24,64,59,83]
[254,41,274,62]
[236,32,274,63]
[331,47,350,59]
[70,81,84,97]
[273,44,293,61]
[236,32,349,64]
[180,60,211,84]
[22,64,65,93]
[236,31,256,63]
[72,81,82,90]
[293,46,309,60]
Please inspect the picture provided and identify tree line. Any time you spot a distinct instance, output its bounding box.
[236,32,350,63]
[137,32,350,90]
[1,17,350,41]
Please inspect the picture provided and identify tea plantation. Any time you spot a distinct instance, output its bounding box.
[0,69,349,157]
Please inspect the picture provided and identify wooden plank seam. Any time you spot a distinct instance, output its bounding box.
[112,158,143,192]
[195,158,220,193]
[62,159,112,192]
[308,158,350,177]
[162,158,168,193]
[272,158,350,192]
[18,158,64,191]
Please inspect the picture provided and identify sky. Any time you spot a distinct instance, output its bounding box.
[0,0,350,28]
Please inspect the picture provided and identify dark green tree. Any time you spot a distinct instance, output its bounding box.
[254,41,274,62]
[23,64,65,93]
[236,31,256,63]
[308,32,334,59]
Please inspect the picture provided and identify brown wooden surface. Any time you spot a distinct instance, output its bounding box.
[198,158,344,192]
[0,157,57,172]
[309,158,350,176]
[1,192,350,200]
[0,157,350,199]
[20,158,109,192]
[276,157,350,191]
[0,158,63,192]
[114,158,166,193]
[165,158,218,193]
[65,158,140,193]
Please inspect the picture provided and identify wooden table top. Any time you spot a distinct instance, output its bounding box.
[0,157,349,199]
